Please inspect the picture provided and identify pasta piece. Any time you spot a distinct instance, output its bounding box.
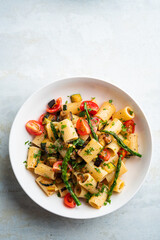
[127,133,138,152]
[65,102,81,114]
[102,162,116,174]
[104,118,122,134]
[78,173,98,194]
[53,139,67,158]
[96,101,116,122]
[106,140,121,155]
[113,178,125,193]
[106,171,115,183]
[74,184,88,198]
[45,122,59,142]
[59,119,78,143]
[57,182,68,197]
[34,163,55,180]
[113,106,135,121]
[84,161,108,182]
[32,132,46,147]
[80,134,90,142]
[78,138,103,163]
[72,114,80,127]
[36,176,58,196]
[119,161,128,176]
[123,139,130,147]
[27,146,40,169]
[89,187,107,209]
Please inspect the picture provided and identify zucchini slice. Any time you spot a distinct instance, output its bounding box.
[70,94,82,103]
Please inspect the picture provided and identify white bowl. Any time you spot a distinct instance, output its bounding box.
[9,77,152,219]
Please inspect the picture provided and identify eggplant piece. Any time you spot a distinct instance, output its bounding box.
[94,157,103,167]
[48,99,56,108]
[39,182,54,187]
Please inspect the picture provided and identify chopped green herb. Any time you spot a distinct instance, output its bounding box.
[65,100,68,104]
[94,168,101,173]
[79,111,86,117]
[91,97,95,100]
[85,183,93,187]
[84,192,93,202]
[57,192,61,197]
[33,150,41,158]
[112,122,115,126]
[61,124,67,129]
[129,110,134,115]
[122,124,127,132]
[109,100,113,103]
[104,201,107,206]
[103,108,106,110]
[84,147,94,155]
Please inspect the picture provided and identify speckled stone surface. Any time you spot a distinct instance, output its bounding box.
[0,0,160,239]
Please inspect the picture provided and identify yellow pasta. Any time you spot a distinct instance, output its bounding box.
[89,188,108,209]
[84,161,108,182]
[78,173,98,194]
[27,146,40,169]
[34,163,55,180]
[96,101,116,121]
[36,176,58,196]
[74,184,88,198]
[65,102,81,114]
[128,133,138,152]
[59,119,78,143]
[104,118,122,134]
[78,138,103,163]
[113,106,135,121]
[113,178,125,193]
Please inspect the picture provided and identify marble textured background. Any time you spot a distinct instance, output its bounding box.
[0,0,160,239]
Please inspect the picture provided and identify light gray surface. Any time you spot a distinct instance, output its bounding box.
[0,0,160,239]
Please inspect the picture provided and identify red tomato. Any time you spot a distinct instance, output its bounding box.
[52,161,73,173]
[99,149,111,162]
[124,120,135,134]
[46,97,62,113]
[118,148,127,160]
[25,120,44,136]
[38,113,46,125]
[64,193,76,208]
[76,118,91,136]
[80,101,99,115]
[91,116,100,132]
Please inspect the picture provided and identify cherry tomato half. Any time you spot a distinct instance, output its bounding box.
[25,120,44,136]
[124,120,135,134]
[99,148,111,162]
[46,97,62,114]
[38,113,46,125]
[91,116,100,132]
[52,160,73,173]
[118,148,128,160]
[64,193,76,208]
[80,101,99,115]
[76,118,91,136]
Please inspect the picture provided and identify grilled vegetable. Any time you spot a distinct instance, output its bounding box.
[84,102,98,141]
[101,130,142,157]
[70,94,82,103]
[107,155,122,202]
[48,99,56,108]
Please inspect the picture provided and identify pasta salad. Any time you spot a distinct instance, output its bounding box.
[25,94,142,209]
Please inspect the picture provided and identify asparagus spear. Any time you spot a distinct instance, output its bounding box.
[84,102,98,141]
[101,130,142,157]
[107,155,122,202]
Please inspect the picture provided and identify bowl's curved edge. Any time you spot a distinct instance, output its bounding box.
[9,76,152,219]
